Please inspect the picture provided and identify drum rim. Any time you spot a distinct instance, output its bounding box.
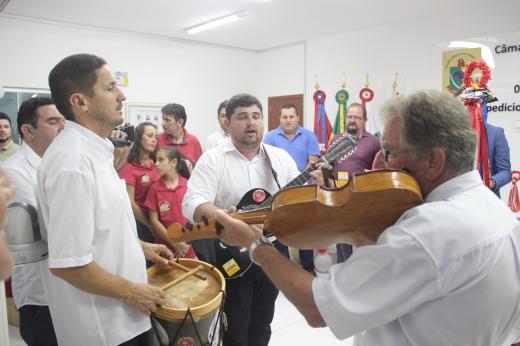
[147,258,226,320]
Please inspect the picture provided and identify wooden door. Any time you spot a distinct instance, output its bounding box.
[267,94,304,131]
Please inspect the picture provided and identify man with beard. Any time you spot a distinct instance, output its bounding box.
[327,103,380,261]
[0,112,20,161]
[183,93,300,346]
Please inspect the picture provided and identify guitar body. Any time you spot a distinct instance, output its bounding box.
[214,188,272,280]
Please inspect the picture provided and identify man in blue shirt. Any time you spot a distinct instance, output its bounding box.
[263,104,320,172]
[263,104,320,272]
[485,123,512,198]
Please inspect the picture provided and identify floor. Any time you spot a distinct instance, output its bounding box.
[8,293,354,345]
[270,293,353,346]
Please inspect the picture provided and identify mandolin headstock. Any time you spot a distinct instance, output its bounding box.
[166,217,219,242]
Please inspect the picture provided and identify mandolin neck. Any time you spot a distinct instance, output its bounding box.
[167,208,272,242]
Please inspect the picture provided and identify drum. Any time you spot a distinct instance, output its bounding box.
[147,258,226,346]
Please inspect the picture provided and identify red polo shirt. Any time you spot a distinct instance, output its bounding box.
[144,177,195,258]
[157,129,203,163]
[119,161,160,212]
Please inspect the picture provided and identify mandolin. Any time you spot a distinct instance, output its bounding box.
[169,170,423,250]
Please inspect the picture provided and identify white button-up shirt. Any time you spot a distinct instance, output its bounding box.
[183,140,300,218]
[205,128,230,151]
[36,120,149,346]
[313,170,520,345]
[2,143,47,309]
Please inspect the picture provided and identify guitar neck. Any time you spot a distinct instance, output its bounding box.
[167,208,272,242]
[257,136,354,209]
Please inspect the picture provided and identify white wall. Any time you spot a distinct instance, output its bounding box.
[1,5,518,200]
[255,43,306,117]
[0,16,259,147]
[304,3,520,125]
[304,3,520,200]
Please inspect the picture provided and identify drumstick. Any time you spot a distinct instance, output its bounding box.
[169,260,206,281]
[160,265,204,291]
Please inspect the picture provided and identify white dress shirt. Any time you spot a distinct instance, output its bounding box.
[2,143,47,309]
[313,170,520,346]
[36,120,149,346]
[183,140,300,219]
[205,127,230,151]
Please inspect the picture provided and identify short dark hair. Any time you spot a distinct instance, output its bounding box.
[17,97,55,139]
[217,100,227,115]
[348,103,367,120]
[0,112,11,126]
[48,54,107,121]
[280,103,298,116]
[162,103,187,128]
[225,93,262,120]
[127,122,158,164]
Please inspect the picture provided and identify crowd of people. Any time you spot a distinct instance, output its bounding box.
[0,52,518,346]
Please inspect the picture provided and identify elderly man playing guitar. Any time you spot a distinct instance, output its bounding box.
[213,90,520,346]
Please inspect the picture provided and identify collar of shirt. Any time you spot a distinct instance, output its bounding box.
[65,120,114,161]
[275,125,302,138]
[20,142,41,169]
[1,138,16,151]
[425,170,482,203]
[219,127,229,137]
[155,176,187,192]
[130,160,155,169]
[166,129,189,145]
[222,138,265,163]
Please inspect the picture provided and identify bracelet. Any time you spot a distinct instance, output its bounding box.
[248,236,274,265]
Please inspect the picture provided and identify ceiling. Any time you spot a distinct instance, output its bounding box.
[0,0,505,51]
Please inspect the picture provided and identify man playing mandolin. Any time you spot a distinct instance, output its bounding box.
[182,93,300,346]
[214,90,520,345]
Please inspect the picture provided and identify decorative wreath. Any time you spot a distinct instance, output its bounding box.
[335,89,349,104]
[359,87,374,103]
[463,60,491,89]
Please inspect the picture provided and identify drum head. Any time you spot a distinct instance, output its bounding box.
[148,258,225,321]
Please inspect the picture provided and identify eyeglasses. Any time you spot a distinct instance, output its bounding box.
[381,147,413,162]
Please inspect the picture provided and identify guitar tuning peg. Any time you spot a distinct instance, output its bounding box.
[201,216,209,225]
[185,223,193,231]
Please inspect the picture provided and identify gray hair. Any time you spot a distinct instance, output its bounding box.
[379,90,476,175]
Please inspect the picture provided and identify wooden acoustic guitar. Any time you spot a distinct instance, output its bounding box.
[170,170,422,250]
[179,134,358,279]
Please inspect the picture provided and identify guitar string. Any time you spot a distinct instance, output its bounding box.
[254,135,357,209]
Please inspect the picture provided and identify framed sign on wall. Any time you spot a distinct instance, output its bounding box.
[124,102,164,128]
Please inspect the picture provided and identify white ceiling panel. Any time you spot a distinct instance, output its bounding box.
[1,0,514,51]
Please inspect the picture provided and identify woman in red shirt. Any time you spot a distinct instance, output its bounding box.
[119,122,160,244]
[144,147,195,258]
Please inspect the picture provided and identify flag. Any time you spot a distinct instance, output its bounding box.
[313,90,332,152]
[332,89,349,135]
[461,60,493,187]
[359,87,381,138]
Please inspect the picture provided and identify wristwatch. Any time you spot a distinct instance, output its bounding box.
[248,236,274,265]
